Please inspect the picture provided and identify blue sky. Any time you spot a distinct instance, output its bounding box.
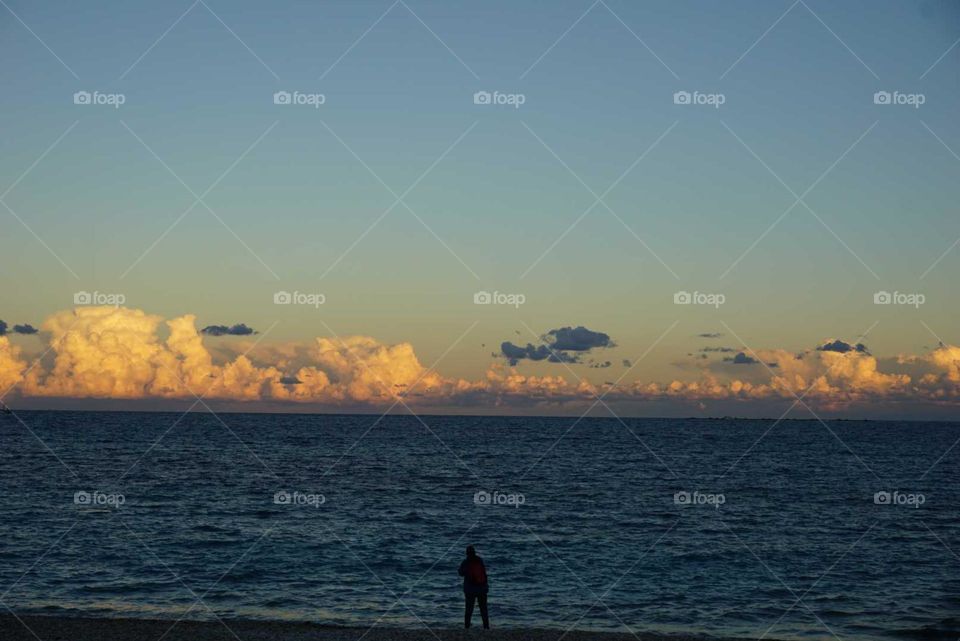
[1,1,959,416]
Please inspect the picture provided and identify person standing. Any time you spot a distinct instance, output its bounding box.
[458,545,489,629]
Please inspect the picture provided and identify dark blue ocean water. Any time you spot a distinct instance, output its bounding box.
[0,411,958,640]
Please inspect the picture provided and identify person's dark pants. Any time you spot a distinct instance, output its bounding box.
[464,592,489,629]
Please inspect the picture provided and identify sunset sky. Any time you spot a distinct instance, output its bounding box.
[2,0,959,418]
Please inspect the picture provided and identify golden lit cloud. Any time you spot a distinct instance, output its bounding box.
[4,307,960,413]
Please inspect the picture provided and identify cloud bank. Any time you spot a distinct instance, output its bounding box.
[2,307,960,415]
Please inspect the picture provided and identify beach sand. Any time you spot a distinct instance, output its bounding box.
[0,615,774,641]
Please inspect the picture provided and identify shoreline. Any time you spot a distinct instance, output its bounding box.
[0,614,781,641]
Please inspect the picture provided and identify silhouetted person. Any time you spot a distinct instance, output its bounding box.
[458,545,489,629]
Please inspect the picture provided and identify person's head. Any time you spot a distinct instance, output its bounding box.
[466,545,476,558]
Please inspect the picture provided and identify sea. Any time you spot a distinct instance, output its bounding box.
[0,410,958,640]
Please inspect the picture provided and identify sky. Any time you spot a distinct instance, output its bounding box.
[1,0,959,418]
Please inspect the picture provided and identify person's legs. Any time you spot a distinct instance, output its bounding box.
[464,593,475,628]
[477,594,489,629]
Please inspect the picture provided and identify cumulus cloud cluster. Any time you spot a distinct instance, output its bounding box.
[2,307,960,413]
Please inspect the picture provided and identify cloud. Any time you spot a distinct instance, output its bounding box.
[0,321,41,336]
[6,306,960,415]
[200,323,257,336]
[546,326,613,351]
[817,339,868,354]
[701,346,737,353]
[500,342,577,366]
[500,325,614,365]
[698,333,723,338]
[12,324,38,335]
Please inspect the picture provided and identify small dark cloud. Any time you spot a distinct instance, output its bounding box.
[13,324,38,335]
[501,341,577,366]
[621,359,632,367]
[589,361,612,369]
[546,326,613,351]
[0,321,38,336]
[700,346,737,353]
[500,325,614,365]
[200,323,257,337]
[723,351,778,368]
[817,340,868,354]
[697,332,723,338]
[279,376,301,385]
